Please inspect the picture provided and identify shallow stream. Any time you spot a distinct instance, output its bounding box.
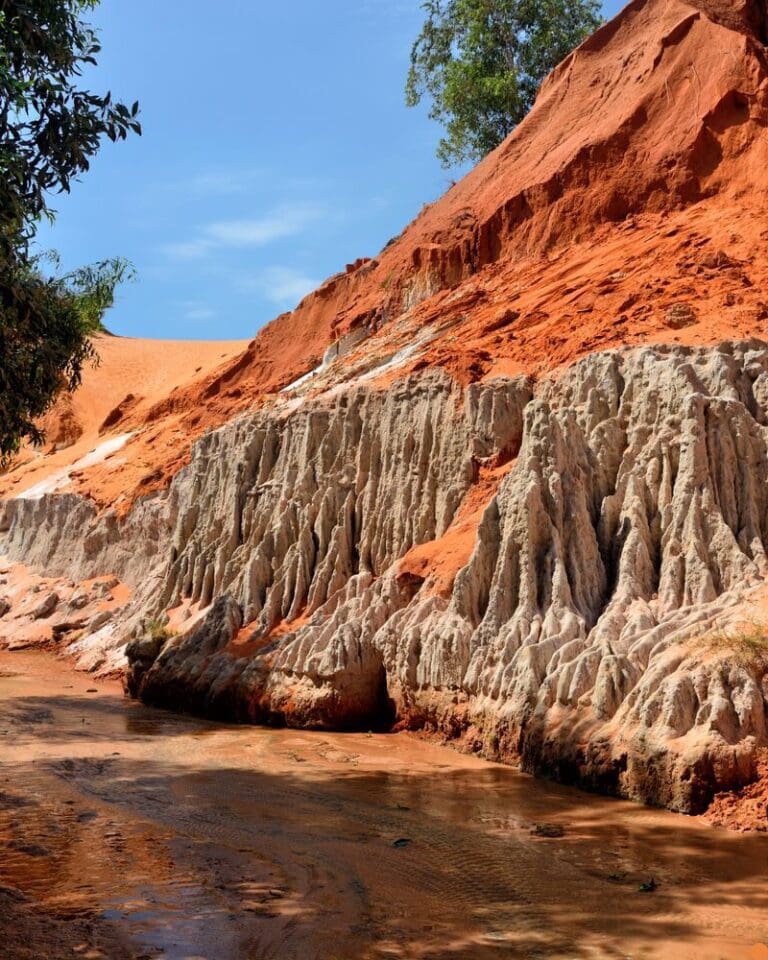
[1,650,767,960]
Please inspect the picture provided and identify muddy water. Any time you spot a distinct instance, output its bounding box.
[1,651,768,960]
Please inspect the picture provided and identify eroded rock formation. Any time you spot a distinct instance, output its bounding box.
[2,0,768,822]
[120,341,768,812]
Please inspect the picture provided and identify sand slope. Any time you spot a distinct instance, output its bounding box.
[0,335,250,511]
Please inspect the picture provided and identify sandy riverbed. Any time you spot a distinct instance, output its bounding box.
[1,649,768,960]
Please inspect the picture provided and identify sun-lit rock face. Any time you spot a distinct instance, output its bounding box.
[3,0,768,820]
[119,340,768,813]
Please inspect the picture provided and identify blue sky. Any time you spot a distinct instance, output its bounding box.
[37,0,624,340]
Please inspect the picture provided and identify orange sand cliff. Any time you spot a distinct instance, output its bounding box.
[3,0,768,515]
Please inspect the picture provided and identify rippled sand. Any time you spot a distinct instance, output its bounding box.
[1,650,767,959]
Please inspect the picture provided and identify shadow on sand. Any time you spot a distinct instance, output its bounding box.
[1,677,768,959]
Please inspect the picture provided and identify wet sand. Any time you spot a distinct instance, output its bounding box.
[1,651,768,960]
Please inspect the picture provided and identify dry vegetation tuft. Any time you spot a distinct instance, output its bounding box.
[703,622,768,666]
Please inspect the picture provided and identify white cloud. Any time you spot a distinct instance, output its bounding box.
[241,266,319,307]
[206,206,318,246]
[163,239,212,260]
[161,203,323,261]
[179,300,217,322]
[186,307,217,321]
[187,171,259,195]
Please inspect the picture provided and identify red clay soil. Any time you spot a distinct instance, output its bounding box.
[2,0,768,515]
[398,460,516,598]
[705,751,768,832]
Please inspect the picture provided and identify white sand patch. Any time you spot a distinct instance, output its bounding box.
[17,433,134,500]
[322,327,438,400]
[274,322,442,415]
[354,334,433,384]
[73,433,133,470]
[275,328,437,413]
[281,328,372,397]
[279,364,324,394]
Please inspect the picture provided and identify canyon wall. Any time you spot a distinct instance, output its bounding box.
[5,340,768,814]
[2,0,768,821]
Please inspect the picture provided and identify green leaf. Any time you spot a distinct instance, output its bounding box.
[405,0,602,166]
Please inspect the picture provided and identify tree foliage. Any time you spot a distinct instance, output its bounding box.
[406,0,602,167]
[0,256,133,463]
[0,0,140,462]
